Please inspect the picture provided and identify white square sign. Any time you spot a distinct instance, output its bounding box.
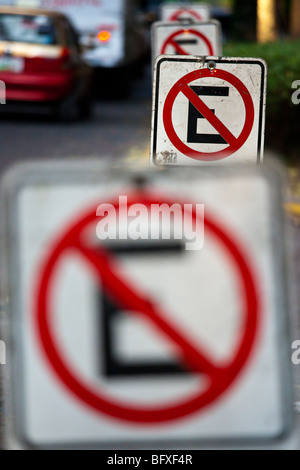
[151,21,222,64]
[150,56,267,167]
[1,162,294,449]
[160,3,211,22]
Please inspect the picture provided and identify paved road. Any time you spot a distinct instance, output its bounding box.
[0,68,152,450]
[0,70,152,175]
[0,64,299,449]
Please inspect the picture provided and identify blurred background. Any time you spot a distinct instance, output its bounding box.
[0,0,299,448]
[0,0,298,169]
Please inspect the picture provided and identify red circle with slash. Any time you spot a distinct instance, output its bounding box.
[163,68,255,161]
[169,9,204,21]
[161,29,214,56]
[35,193,260,424]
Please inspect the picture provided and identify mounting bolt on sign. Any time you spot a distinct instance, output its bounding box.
[150,56,267,167]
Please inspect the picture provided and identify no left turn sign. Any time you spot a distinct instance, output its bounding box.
[151,21,222,63]
[150,56,267,166]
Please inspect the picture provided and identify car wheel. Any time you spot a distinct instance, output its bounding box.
[79,92,92,119]
[55,95,81,122]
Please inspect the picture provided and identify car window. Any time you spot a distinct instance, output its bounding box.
[0,14,57,45]
[61,18,80,51]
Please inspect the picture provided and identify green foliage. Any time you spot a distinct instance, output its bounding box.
[224,40,300,109]
[224,40,300,160]
[231,0,257,41]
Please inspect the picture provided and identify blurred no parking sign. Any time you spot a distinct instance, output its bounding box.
[160,3,211,22]
[1,161,294,449]
[151,21,222,63]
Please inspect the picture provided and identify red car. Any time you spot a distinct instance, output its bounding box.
[0,6,92,120]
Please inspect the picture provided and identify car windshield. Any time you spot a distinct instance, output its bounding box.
[0,14,57,45]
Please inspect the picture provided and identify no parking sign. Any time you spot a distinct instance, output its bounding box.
[2,162,294,449]
[150,56,267,166]
[151,21,222,63]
